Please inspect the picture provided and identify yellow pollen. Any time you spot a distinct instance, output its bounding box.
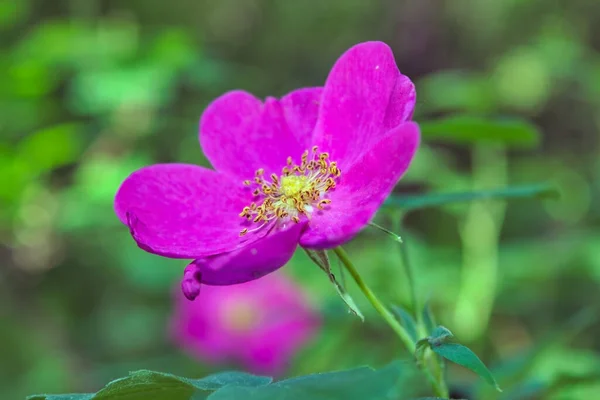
[222,301,261,333]
[280,175,309,197]
[238,147,341,235]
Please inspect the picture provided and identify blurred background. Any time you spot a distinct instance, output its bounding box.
[2,0,600,398]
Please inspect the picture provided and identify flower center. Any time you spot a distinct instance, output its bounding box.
[239,146,341,236]
[280,175,310,197]
[222,301,261,333]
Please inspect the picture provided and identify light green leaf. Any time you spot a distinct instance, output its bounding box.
[431,343,501,392]
[332,285,364,322]
[384,183,558,211]
[419,115,540,148]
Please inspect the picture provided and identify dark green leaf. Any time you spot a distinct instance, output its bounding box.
[430,326,453,340]
[93,370,194,399]
[429,326,454,346]
[391,305,419,342]
[384,183,558,211]
[187,371,272,391]
[27,370,272,400]
[209,361,415,400]
[431,343,501,392]
[419,115,540,147]
[27,395,93,400]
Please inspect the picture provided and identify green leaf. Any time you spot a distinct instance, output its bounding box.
[422,302,437,335]
[27,370,272,400]
[208,361,412,400]
[391,305,418,342]
[93,370,193,399]
[384,183,559,211]
[304,249,364,321]
[419,115,541,148]
[431,343,501,392]
[27,395,93,400]
[27,364,416,400]
[429,326,454,345]
[189,371,272,390]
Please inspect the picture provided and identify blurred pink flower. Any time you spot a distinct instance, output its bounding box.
[170,272,321,376]
[114,41,419,299]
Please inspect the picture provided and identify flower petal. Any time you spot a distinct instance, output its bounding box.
[244,316,320,376]
[300,122,420,249]
[181,263,202,300]
[170,286,236,362]
[200,90,317,180]
[279,87,323,149]
[244,285,320,376]
[312,41,416,169]
[189,222,305,286]
[383,74,417,129]
[114,163,260,259]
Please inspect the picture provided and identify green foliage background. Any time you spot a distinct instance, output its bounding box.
[2,0,600,398]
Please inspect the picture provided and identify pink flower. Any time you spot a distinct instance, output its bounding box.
[170,272,320,376]
[114,41,419,299]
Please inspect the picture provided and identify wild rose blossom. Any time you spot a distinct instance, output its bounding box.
[114,41,419,299]
[170,272,320,375]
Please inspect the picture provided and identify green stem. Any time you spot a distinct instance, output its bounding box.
[391,213,422,333]
[428,351,449,397]
[389,217,449,397]
[333,247,448,398]
[333,247,415,352]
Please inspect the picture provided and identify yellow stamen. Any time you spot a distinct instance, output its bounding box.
[237,149,341,235]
